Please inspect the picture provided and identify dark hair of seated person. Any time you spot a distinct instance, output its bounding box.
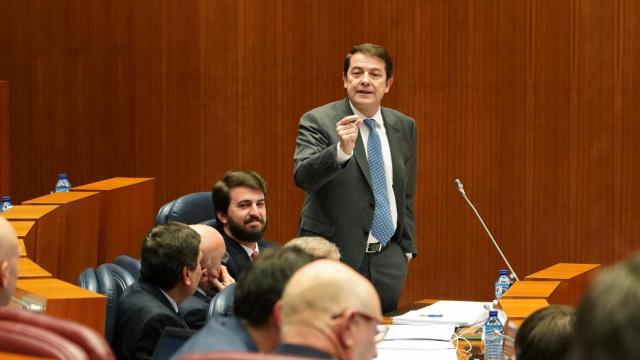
[233,246,316,327]
[515,304,575,360]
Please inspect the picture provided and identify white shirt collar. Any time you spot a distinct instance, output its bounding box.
[159,289,179,313]
[348,101,384,127]
[241,243,258,258]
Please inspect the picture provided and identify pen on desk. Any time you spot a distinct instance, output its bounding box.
[421,314,444,317]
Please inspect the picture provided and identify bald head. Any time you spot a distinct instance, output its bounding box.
[284,236,341,260]
[189,224,226,290]
[0,217,19,306]
[280,260,381,360]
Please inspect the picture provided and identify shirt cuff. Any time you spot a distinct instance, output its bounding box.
[336,142,353,165]
[405,253,413,261]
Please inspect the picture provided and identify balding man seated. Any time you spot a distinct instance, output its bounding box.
[180,224,235,329]
[275,259,384,359]
[0,217,19,307]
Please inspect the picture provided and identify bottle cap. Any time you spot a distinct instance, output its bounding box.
[489,310,498,317]
[499,269,509,275]
[58,173,68,179]
[1,196,10,202]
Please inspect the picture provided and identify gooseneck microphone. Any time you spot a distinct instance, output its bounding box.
[453,179,519,281]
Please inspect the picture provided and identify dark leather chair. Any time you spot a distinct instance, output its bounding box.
[208,283,237,320]
[0,307,115,360]
[77,267,99,292]
[113,254,141,281]
[155,191,216,226]
[96,263,135,343]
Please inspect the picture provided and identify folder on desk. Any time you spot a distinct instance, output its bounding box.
[393,300,491,326]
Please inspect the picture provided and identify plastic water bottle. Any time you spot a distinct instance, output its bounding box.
[483,310,503,360]
[495,269,512,300]
[0,196,13,212]
[55,173,72,192]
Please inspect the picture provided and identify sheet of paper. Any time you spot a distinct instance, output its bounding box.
[375,348,459,360]
[384,324,455,341]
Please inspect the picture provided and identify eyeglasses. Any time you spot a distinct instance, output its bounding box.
[332,310,389,343]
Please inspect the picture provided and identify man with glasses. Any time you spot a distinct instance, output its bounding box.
[275,259,385,359]
[179,224,235,329]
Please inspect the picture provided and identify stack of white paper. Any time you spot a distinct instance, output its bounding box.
[375,324,457,359]
[392,300,491,327]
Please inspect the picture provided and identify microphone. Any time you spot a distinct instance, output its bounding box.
[453,179,519,281]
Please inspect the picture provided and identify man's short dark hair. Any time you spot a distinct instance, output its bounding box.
[515,305,575,360]
[343,43,393,79]
[234,246,315,327]
[140,222,200,290]
[573,253,640,360]
[212,170,267,222]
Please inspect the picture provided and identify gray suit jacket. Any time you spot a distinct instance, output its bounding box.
[294,98,417,268]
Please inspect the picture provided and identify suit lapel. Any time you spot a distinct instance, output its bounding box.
[381,108,404,210]
[336,98,373,189]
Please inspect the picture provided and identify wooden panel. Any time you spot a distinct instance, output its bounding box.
[23,191,101,282]
[9,220,35,257]
[17,257,52,279]
[2,0,640,305]
[1,206,63,275]
[14,278,106,335]
[0,81,8,197]
[498,298,550,322]
[73,177,155,262]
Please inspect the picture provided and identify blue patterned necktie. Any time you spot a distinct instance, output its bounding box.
[364,118,395,245]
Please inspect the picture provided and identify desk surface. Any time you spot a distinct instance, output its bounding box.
[9,220,35,237]
[1,205,59,219]
[73,177,154,191]
[18,258,52,279]
[23,191,99,204]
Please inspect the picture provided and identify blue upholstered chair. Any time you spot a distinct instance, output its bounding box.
[208,283,237,320]
[113,255,141,281]
[154,191,216,226]
[77,267,99,292]
[95,263,135,343]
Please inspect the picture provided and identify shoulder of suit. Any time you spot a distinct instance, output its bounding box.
[382,106,415,123]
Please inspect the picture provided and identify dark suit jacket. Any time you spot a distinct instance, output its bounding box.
[179,290,212,330]
[222,231,278,280]
[111,280,188,360]
[169,316,257,360]
[294,98,417,268]
[273,343,335,359]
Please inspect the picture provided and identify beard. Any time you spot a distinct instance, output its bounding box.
[227,214,267,243]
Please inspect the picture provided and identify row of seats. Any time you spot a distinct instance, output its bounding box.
[0,307,114,360]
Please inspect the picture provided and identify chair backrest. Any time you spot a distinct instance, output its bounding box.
[155,191,216,226]
[208,283,237,320]
[113,254,141,281]
[77,267,99,292]
[179,352,312,360]
[0,307,114,360]
[96,263,136,343]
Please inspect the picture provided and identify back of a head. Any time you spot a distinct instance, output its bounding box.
[573,254,640,360]
[0,217,19,306]
[234,246,315,327]
[515,305,575,360]
[280,259,380,332]
[284,236,341,260]
[140,222,201,291]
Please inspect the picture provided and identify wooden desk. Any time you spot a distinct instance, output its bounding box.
[23,191,100,282]
[14,278,106,335]
[526,263,600,306]
[0,352,50,360]
[502,280,569,305]
[498,298,549,325]
[18,258,52,279]
[9,221,36,257]
[2,206,63,275]
[73,177,155,262]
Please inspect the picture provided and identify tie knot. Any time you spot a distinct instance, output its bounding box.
[364,118,376,130]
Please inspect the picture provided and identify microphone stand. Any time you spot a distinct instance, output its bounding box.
[454,179,519,281]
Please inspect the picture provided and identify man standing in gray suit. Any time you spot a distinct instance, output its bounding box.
[294,43,417,313]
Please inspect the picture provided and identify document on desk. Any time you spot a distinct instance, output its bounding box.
[393,300,491,326]
[384,324,456,341]
[375,348,458,360]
